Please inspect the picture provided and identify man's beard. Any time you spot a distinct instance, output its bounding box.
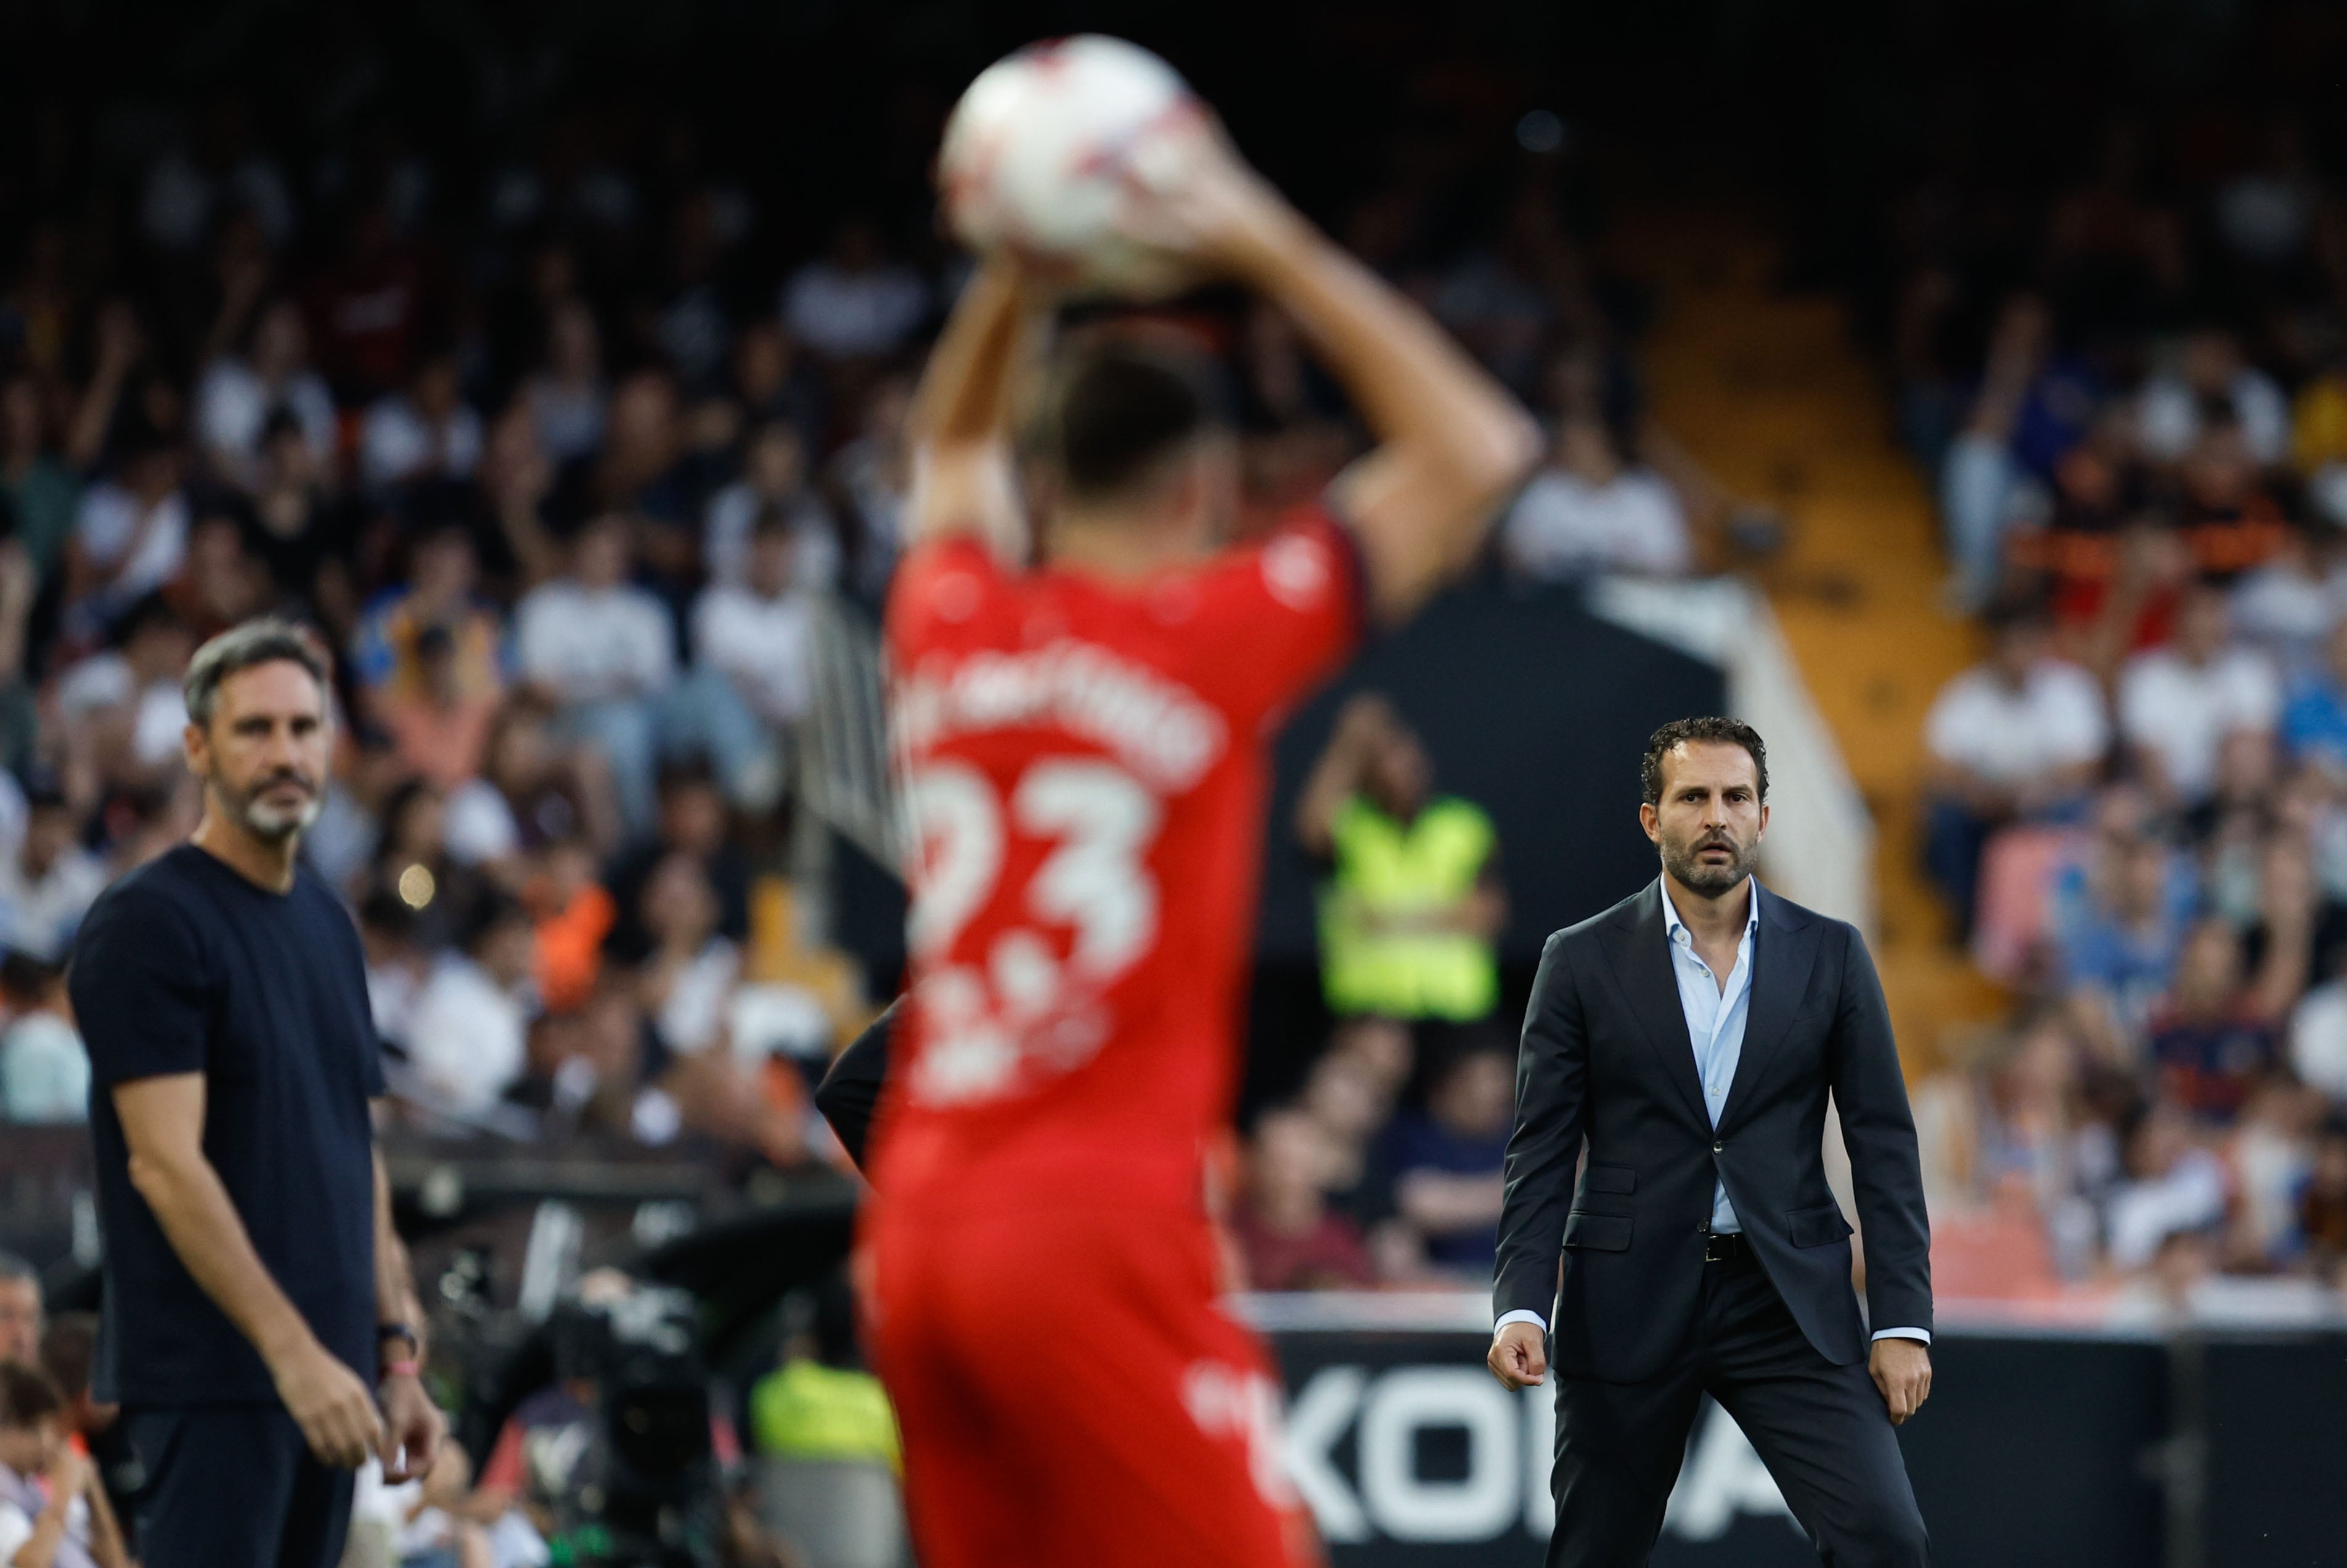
[1661,829,1756,897]
[220,769,322,843]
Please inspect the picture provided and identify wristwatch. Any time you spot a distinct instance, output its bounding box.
[376,1321,421,1358]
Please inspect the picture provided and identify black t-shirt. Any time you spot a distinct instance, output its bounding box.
[67,844,385,1407]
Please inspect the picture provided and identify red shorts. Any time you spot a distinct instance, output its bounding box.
[860,1198,1320,1568]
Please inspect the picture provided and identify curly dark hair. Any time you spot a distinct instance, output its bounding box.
[1641,717,1768,806]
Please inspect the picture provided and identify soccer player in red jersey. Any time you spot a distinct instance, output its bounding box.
[862,126,1538,1568]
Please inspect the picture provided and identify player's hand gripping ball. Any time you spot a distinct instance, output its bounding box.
[939,34,1207,299]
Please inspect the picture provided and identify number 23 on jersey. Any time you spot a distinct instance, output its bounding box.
[902,756,1164,1105]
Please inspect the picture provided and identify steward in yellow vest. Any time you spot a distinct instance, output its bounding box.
[1297,695,1505,1022]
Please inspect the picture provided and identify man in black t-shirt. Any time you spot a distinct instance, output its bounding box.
[67,618,442,1568]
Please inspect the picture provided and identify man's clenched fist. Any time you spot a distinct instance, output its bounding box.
[1488,1320,1548,1390]
[1869,1337,1932,1425]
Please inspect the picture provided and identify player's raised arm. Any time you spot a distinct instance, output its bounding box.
[904,255,1043,563]
[1126,134,1541,622]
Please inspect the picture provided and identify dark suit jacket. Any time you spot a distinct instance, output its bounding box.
[1493,880,1931,1384]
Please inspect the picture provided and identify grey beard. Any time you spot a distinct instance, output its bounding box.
[1662,836,1754,896]
[229,782,322,842]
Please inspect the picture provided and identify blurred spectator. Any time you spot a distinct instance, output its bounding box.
[2145,901,2309,1125]
[636,851,740,1059]
[2106,1101,2229,1270]
[703,420,838,590]
[2136,327,2288,468]
[828,375,913,598]
[529,836,618,1015]
[63,433,188,637]
[728,319,828,460]
[164,510,275,644]
[402,891,536,1121]
[36,1314,131,1546]
[1297,695,1503,1024]
[2170,415,2290,582]
[304,195,430,401]
[2282,617,2347,775]
[1500,414,1691,579]
[1924,599,2108,933]
[2223,1080,2327,1271]
[0,375,79,583]
[514,513,676,834]
[0,783,108,965]
[0,1254,39,1363]
[52,594,194,796]
[604,764,751,962]
[239,410,346,609]
[380,623,502,794]
[656,189,738,390]
[368,776,483,953]
[782,220,927,361]
[1295,1041,1399,1213]
[352,524,508,788]
[1285,1021,1418,1279]
[192,299,336,491]
[2116,585,2279,809]
[1382,1043,1516,1278]
[1912,1013,2113,1280]
[444,694,618,873]
[0,1361,127,1568]
[525,298,609,463]
[1939,295,2060,609]
[2226,522,2347,668]
[357,888,428,1050]
[586,370,700,528]
[360,351,484,492]
[1231,1109,1374,1291]
[2049,790,2197,1045]
[0,957,86,1125]
[35,1315,107,1438]
[682,507,812,809]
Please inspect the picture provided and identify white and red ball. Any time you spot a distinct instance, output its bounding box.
[938,35,1204,298]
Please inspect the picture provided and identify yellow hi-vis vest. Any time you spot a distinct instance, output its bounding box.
[1319,794,1499,1021]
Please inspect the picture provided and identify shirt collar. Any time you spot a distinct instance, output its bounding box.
[1660,876,1761,947]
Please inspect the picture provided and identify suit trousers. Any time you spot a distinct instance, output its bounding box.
[1546,1249,1929,1567]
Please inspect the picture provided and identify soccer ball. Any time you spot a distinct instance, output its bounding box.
[939,35,1206,298]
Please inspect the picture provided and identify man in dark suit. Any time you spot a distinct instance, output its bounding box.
[1488,716,1932,1567]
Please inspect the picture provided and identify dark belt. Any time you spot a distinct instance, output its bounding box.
[1703,1230,1752,1264]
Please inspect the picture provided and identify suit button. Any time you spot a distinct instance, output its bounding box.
[1712,1140,1724,1153]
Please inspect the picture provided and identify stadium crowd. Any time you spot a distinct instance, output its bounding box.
[0,25,1718,1566]
[0,35,1723,1294]
[1902,110,2347,1309]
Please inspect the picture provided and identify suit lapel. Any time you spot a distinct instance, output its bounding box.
[1600,883,1711,1129]
[1720,881,1818,1132]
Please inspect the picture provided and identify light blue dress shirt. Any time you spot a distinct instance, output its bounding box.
[1664,880,1759,1234]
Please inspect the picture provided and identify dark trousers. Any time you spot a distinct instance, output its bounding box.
[1548,1246,1929,1567]
[124,1405,355,1568]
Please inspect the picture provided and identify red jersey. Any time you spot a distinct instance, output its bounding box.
[873,507,1361,1212]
